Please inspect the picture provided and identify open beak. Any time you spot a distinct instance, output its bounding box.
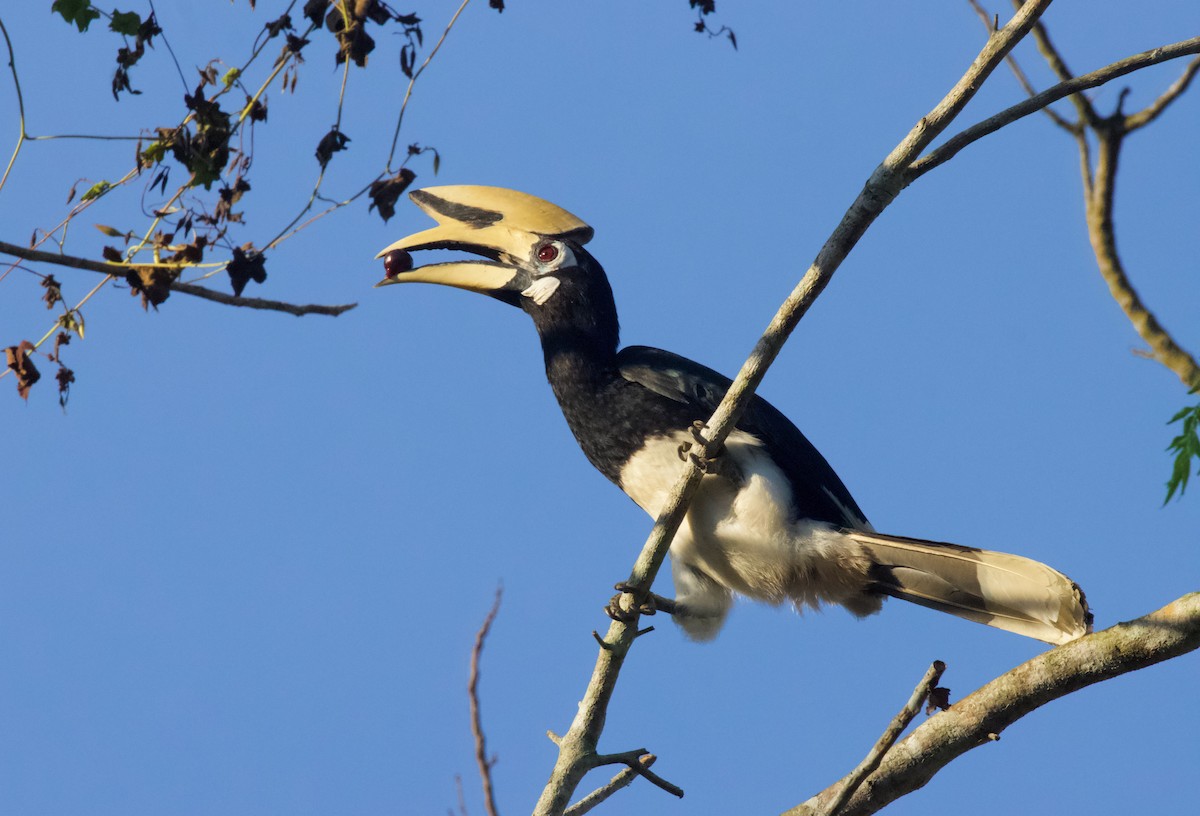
[374,185,593,294]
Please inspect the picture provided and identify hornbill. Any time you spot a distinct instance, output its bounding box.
[376,185,1092,646]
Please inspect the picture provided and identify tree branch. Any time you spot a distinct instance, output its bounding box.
[908,35,1200,181]
[1125,55,1200,131]
[1084,124,1200,387]
[969,7,1199,386]
[562,756,657,816]
[0,240,356,317]
[468,587,503,816]
[967,0,1075,132]
[532,3,1059,814]
[786,592,1200,816]
[818,661,946,816]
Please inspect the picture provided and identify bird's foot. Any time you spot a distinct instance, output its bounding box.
[606,582,680,621]
[676,420,721,472]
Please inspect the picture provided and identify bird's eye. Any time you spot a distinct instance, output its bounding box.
[536,243,560,264]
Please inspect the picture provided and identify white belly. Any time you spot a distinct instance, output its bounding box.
[619,429,845,603]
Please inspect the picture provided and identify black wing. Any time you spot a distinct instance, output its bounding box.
[616,345,870,530]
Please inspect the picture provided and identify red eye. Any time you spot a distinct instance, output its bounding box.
[537,243,559,263]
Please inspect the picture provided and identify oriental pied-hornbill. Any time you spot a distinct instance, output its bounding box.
[376,185,1092,646]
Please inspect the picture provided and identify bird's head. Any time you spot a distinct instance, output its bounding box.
[375,185,600,311]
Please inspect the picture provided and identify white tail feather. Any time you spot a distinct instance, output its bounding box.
[845,531,1092,645]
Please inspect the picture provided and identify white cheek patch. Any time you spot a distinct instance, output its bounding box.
[521,276,561,306]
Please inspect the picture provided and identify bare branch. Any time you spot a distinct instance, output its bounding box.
[591,750,683,799]
[787,592,1200,816]
[533,4,1060,814]
[562,764,641,816]
[908,35,1200,182]
[1125,55,1200,131]
[967,0,1076,132]
[469,587,503,816]
[169,282,356,317]
[0,240,356,317]
[818,661,947,816]
[1085,128,1200,387]
[1017,0,1103,128]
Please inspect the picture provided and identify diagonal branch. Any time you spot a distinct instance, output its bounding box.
[532,3,1059,814]
[786,592,1200,816]
[818,661,946,816]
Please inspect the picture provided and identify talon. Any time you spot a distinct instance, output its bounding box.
[677,442,690,462]
[605,594,640,622]
[606,582,659,620]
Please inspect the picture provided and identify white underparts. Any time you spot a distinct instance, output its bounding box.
[522,275,561,305]
[618,430,877,640]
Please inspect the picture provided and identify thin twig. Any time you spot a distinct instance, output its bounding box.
[787,593,1200,816]
[967,0,1075,131]
[386,0,472,169]
[591,750,683,799]
[562,764,641,816]
[1016,0,1102,128]
[818,661,947,816]
[0,15,27,194]
[908,35,1200,181]
[468,587,503,816]
[1125,55,1200,131]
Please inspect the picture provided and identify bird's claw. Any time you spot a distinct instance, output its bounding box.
[606,582,659,621]
[676,421,721,473]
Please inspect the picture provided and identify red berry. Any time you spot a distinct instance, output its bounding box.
[384,249,413,278]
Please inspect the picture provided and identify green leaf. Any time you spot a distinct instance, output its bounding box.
[51,0,101,32]
[80,180,112,202]
[141,140,167,165]
[1164,401,1200,503]
[222,68,241,89]
[109,9,142,37]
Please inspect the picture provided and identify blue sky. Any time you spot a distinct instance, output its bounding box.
[3,2,1198,814]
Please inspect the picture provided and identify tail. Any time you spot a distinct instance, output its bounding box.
[845,530,1092,645]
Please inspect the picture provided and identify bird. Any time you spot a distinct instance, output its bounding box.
[375,185,1092,646]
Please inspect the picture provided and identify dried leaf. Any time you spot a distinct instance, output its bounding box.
[368,168,416,222]
[56,365,75,410]
[41,275,64,310]
[926,686,952,714]
[314,128,351,168]
[126,266,175,309]
[5,341,41,400]
[226,246,267,297]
